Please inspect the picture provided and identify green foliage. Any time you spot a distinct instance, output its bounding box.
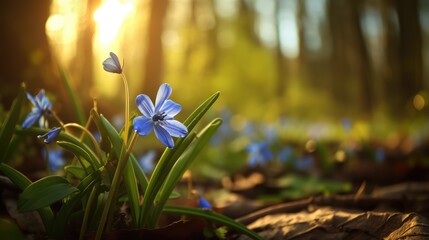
[0,84,25,163]
[0,59,260,240]
[18,176,79,212]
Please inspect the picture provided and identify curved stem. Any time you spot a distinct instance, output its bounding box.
[63,123,103,163]
[121,73,130,145]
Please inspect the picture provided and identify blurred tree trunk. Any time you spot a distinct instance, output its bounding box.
[327,0,352,110]
[349,1,373,116]
[143,0,169,99]
[394,0,423,111]
[0,1,56,108]
[380,0,422,117]
[70,0,100,108]
[327,0,373,116]
[275,0,287,106]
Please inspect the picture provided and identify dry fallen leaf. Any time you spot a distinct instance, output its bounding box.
[238,207,429,240]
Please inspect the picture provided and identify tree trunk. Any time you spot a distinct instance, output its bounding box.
[143,0,169,99]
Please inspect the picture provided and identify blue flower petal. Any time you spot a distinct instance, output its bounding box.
[22,110,42,129]
[161,100,181,117]
[38,127,61,143]
[102,52,122,73]
[198,197,212,209]
[136,94,154,117]
[154,124,174,148]
[133,116,153,136]
[26,92,40,109]
[163,120,188,137]
[155,83,172,113]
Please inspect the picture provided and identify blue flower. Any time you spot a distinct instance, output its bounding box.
[42,148,65,172]
[22,89,52,128]
[102,52,122,74]
[278,146,293,163]
[138,150,157,173]
[198,197,212,209]
[37,127,61,143]
[246,140,273,167]
[133,83,188,148]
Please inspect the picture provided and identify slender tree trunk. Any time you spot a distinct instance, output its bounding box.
[0,0,55,107]
[349,1,373,117]
[143,0,169,99]
[394,0,423,108]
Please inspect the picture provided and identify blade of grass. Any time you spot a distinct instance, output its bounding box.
[0,84,25,163]
[162,205,263,240]
[150,118,222,225]
[59,67,86,125]
[139,92,220,228]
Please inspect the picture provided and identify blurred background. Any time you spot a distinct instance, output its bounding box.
[1,0,429,186]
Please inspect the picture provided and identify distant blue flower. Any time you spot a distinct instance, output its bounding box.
[198,197,212,209]
[374,148,385,163]
[42,148,65,172]
[102,52,122,74]
[37,127,61,143]
[138,150,157,173]
[22,89,52,128]
[246,140,273,166]
[278,146,293,163]
[295,155,314,171]
[133,83,188,148]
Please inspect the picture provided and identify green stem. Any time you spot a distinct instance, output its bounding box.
[79,186,98,240]
[95,131,138,240]
[121,73,130,145]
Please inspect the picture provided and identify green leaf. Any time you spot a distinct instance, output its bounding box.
[169,191,181,199]
[57,141,99,171]
[183,91,220,132]
[18,176,79,212]
[100,114,148,190]
[0,218,26,240]
[91,109,112,154]
[140,131,196,228]
[151,118,222,225]
[0,163,54,230]
[124,160,140,227]
[64,165,87,180]
[51,171,101,239]
[59,67,86,125]
[0,84,25,163]
[162,205,263,240]
[140,92,220,228]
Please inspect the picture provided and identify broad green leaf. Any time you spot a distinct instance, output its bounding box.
[0,163,54,230]
[151,118,222,225]
[140,131,196,228]
[57,141,99,171]
[140,92,220,228]
[124,160,140,227]
[169,191,181,199]
[51,171,101,239]
[15,128,101,170]
[0,84,25,163]
[162,205,263,240]
[64,165,87,180]
[18,176,79,212]
[183,91,220,132]
[91,109,112,154]
[0,218,26,240]
[59,67,86,125]
[100,114,148,190]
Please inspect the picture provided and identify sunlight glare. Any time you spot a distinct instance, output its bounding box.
[94,0,133,45]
